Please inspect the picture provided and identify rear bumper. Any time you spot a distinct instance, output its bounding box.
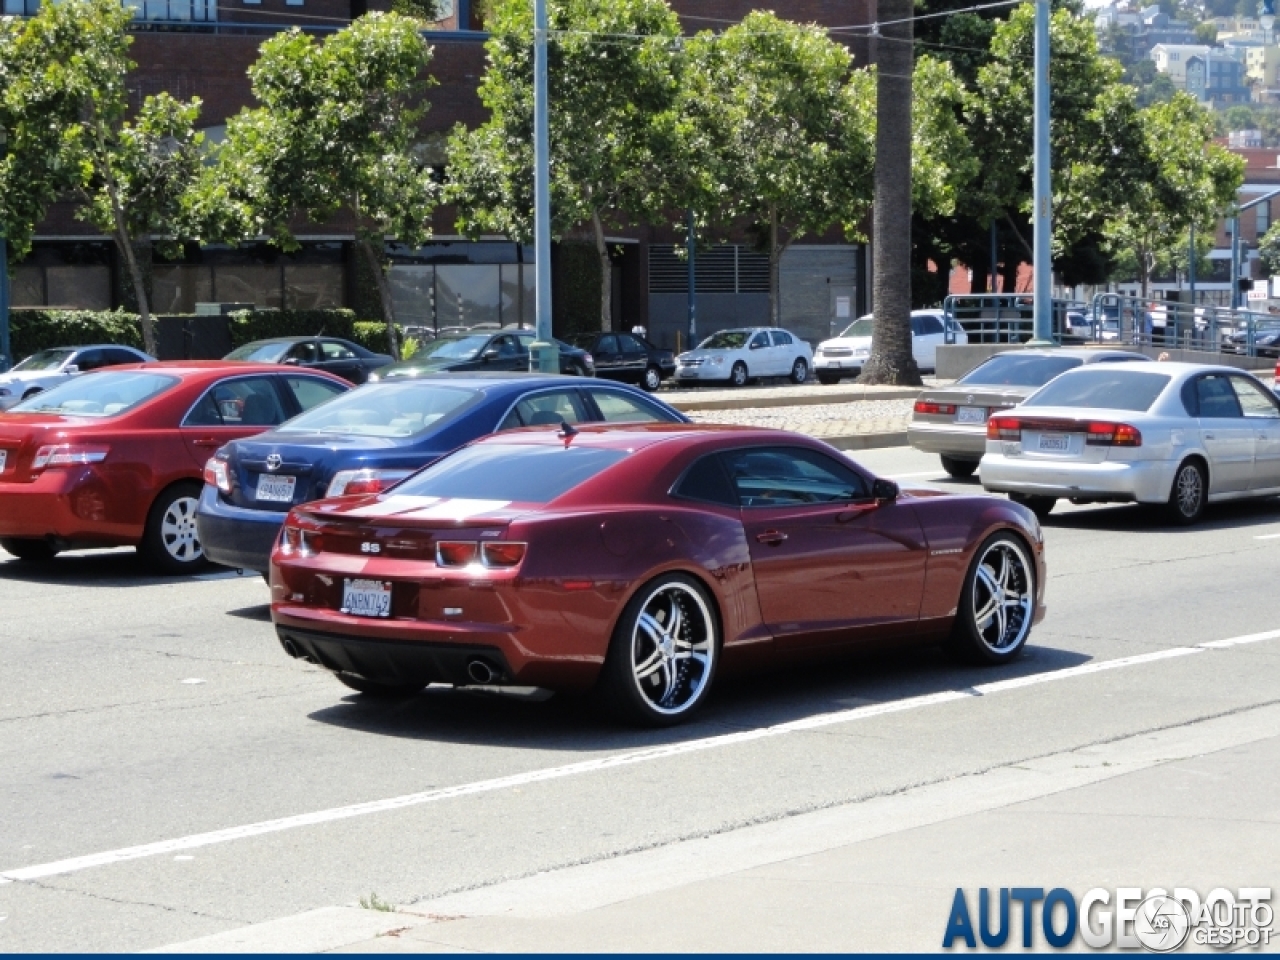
[195,484,287,573]
[980,451,1173,503]
[0,467,138,544]
[907,420,987,458]
[275,625,513,687]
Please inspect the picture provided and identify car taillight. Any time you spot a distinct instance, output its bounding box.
[583,353,595,368]
[1085,421,1142,447]
[987,417,1021,441]
[280,524,321,558]
[32,444,109,471]
[914,400,957,415]
[436,540,527,569]
[326,469,413,498]
[204,457,231,494]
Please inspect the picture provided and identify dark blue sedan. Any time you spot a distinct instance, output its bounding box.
[195,373,690,573]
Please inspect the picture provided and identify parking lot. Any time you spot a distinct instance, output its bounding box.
[2,444,1280,951]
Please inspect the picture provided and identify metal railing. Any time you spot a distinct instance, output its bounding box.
[942,294,1087,345]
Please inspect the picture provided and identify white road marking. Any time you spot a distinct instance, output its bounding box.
[0,626,1275,887]
[887,471,944,479]
[1253,533,1280,540]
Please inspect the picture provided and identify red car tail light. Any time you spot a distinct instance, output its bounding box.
[1085,421,1142,447]
[481,541,527,568]
[987,417,1021,441]
[436,541,479,567]
[914,400,957,415]
[326,469,413,498]
[280,524,321,558]
[204,457,232,494]
[31,444,109,471]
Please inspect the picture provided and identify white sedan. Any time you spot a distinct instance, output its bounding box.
[675,327,814,388]
[813,310,968,385]
[0,344,154,410]
[979,362,1280,524]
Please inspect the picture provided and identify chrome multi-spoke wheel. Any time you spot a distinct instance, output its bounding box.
[601,574,719,725]
[141,484,209,574]
[950,533,1035,664]
[1167,460,1206,525]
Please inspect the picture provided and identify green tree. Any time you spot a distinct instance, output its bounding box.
[196,14,437,353]
[1194,21,1219,44]
[1103,92,1243,297]
[0,0,203,354]
[1224,104,1257,130]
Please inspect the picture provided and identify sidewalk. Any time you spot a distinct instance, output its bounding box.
[161,703,1280,953]
[663,382,928,413]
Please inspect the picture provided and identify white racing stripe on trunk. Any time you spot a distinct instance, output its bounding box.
[1,627,1276,885]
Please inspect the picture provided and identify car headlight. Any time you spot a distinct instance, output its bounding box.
[710,356,724,365]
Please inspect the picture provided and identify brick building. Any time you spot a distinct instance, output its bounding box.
[10,0,877,350]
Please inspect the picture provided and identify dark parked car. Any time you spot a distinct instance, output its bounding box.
[372,330,594,379]
[224,337,394,384]
[562,331,675,392]
[196,373,686,574]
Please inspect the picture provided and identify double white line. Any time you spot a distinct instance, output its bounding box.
[4,627,1279,885]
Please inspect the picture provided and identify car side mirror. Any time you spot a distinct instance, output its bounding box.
[750,341,764,350]
[64,364,80,375]
[281,357,300,365]
[482,347,500,361]
[872,478,899,503]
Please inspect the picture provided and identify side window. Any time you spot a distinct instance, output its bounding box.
[74,349,106,372]
[1195,374,1243,419]
[320,341,356,361]
[104,348,142,366]
[597,334,619,355]
[184,377,288,427]
[1230,376,1280,419]
[618,334,647,355]
[723,446,869,508]
[673,454,737,506]
[589,388,667,423]
[749,332,769,350]
[910,317,926,337]
[769,330,793,347]
[287,341,320,364]
[497,389,590,430]
[919,315,944,335]
[285,376,346,412]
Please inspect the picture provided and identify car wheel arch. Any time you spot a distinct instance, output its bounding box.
[1167,452,1210,498]
[609,565,727,653]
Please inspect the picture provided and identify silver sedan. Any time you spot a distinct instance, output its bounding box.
[979,362,1280,524]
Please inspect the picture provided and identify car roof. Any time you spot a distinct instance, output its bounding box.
[472,422,814,453]
[984,348,1150,360]
[126,360,347,381]
[34,344,145,352]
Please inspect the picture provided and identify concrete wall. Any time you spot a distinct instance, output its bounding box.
[936,343,1276,380]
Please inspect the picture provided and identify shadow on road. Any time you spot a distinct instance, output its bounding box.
[226,603,272,622]
[0,550,255,588]
[1044,496,1280,532]
[304,640,1091,751]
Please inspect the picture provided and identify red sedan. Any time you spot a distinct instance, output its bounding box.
[271,424,1047,725]
[0,362,348,572]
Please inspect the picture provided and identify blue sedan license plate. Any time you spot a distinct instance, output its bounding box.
[342,579,392,618]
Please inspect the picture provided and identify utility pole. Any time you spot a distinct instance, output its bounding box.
[1030,0,1054,344]
[686,209,697,345]
[529,0,557,373]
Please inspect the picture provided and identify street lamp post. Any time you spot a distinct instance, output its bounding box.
[528,0,557,373]
[1030,0,1054,344]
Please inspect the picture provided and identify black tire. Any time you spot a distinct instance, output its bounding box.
[1,538,60,562]
[640,366,662,392]
[139,482,209,575]
[597,573,719,726]
[565,364,586,377]
[816,371,842,385]
[1166,458,1207,525]
[948,532,1036,665]
[789,358,809,385]
[1008,492,1056,520]
[729,362,748,388]
[335,672,425,698]
[940,456,979,479]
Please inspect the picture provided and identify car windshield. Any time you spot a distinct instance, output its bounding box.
[1024,369,1172,412]
[278,383,479,438]
[699,331,750,350]
[9,371,177,417]
[393,443,629,503]
[837,317,875,339]
[12,349,75,372]
[226,342,290,363]
[410,336,491,361]
[959,354,1083,387]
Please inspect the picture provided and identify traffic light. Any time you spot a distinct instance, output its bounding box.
[1239,277,1253,295]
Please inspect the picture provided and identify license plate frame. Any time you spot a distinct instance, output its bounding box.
[341,578,392,618]
[1036,433,1072,453]
[255,474,296,503]
[0,449,7,473]
[955,406,987,424]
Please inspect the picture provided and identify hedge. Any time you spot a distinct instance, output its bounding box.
[9,309,145,362]
[226,309,358,347]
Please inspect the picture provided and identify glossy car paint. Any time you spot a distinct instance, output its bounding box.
[0,362,348,551]
[374,331,595,379]
[226,337,393,384]
[0,344,154,410]
[196,374,689,573]
[270,425,1046,693]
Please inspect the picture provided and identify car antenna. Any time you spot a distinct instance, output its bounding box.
[557,419,578,440]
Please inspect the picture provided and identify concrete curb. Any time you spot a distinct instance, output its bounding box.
[820,431,910,452]
[668,386,922,412]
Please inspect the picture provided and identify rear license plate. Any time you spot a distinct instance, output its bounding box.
[955,406,987,424]
[342,579,392,618]
[1037,434,1072,452]
[256,475,296,503]
[0,450,7,473]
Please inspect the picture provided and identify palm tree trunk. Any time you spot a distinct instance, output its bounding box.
[592,208,612,332]
[860,0,920,386]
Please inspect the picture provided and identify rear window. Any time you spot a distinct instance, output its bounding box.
[393,443,629,504]
[278,383,478,438]
[9,371,177,417]
[225,342,289,363]
[959,354,1082,387]
[1024,369,1172,412]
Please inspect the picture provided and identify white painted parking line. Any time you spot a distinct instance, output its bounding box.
[1253,533,1280,541]
[887,471,944,479]
[1,626,1275,887]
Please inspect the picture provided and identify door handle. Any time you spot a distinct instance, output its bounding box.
[755,530,787,546]
[192,437,222,447]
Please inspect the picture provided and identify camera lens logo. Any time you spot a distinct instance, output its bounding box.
[1135,895,1191,952]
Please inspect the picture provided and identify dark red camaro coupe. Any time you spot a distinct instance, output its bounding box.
[271,424,1046,724]
[0,362,347,571]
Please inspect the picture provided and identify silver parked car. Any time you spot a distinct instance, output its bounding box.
[675,327,813,387]
[908,349,1150,478]
[979,362,1280,524]
[0,344,154,410]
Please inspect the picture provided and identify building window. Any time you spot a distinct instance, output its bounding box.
[2,0,39,12]
[1258,200,1271,237]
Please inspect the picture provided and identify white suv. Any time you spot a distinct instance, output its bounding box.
[814,310,968,384]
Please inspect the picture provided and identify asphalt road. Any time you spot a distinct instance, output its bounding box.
[2,444,1279,951]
